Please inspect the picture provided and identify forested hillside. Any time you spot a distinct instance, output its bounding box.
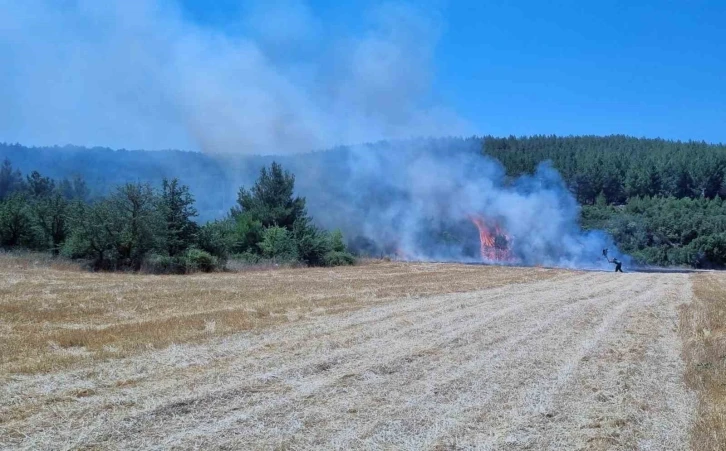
[484,135,726,205]
[0,143,259,221]
[483,135,726,266]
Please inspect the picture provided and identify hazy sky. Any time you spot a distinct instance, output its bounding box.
[182,0,726,143]
[2,0,724,151]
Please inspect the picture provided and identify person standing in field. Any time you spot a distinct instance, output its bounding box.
[603,249,623,272]
[610,257,623,272]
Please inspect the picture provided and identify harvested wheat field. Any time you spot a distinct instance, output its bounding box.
[1,254,723,450]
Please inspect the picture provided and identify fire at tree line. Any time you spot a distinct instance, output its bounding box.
[2,134,726,270]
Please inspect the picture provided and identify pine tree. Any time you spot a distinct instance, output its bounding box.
[235,162,306,229]
[0,193,31,246]
[26,171,55,198]
[33,192,68,254]
[160,178,198,257]
[0,159,23,201]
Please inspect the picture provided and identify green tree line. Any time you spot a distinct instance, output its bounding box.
[0,159,354,272]
[484,135,726,204]
[483,135,726,267]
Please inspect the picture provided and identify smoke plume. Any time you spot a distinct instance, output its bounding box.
[0,0,468,153]
[289,140,629,270]
[0,1,629,269]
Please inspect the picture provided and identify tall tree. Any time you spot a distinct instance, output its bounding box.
[59,175,90,201]
[112,183,160,269]
[0,159,23,201]
[0,193,31,246]
[26,171,55,198]
[65,200,118,268]
[67,183,161,269]
[32,192,68,254]
[235,162,306,229]
[160,178,198,257]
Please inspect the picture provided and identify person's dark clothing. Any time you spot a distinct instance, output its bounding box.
[612,258,623,272]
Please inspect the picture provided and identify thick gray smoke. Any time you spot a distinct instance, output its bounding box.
[0,0,468,153]
[0,0,628,269]
[292,140,629,270]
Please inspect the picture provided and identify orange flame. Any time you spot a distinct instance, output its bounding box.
[469,216,514,262]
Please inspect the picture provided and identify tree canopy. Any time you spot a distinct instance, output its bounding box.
[0,159,355,271]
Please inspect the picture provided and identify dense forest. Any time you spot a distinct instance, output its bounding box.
[483,135,726,267]
[3,135,726,268]
[484,135,726,204]
[0,159,354,272]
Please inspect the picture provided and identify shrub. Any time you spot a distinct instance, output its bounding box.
[142,249,219,274]
[231,213,264,254]
[323,250,355,267]
[226,253,304,271]
[141,254,186,274]
[329,229,346,252]
[60,233,90,259]
[184,248,218,273]
[259,226,298,262]
[230,251,262,264]
[293,219,329,266]
[196,219,235,263]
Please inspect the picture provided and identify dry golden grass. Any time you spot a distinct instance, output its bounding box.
[681,272,726,451]
[0,253,560,376]
[1,258,698,449]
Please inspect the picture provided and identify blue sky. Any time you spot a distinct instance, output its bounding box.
[182,0,726,144]
[2,0,723,150]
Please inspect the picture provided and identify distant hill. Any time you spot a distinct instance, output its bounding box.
[0,143,257,220]
[4,135,726,221]
[0,138,480,222]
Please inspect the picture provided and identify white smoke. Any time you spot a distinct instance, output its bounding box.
[0,0,469,153]
[293,140,629,270]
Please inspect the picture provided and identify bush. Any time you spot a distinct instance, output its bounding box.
[231,213,264,254]
[196,219,235,263]
[226,252,305,271]
[230,251,262,264]
[141,254,186,274]
[141,249,219,274]
[259,226,298,262]
[60,233,91,259]
[293,220,328,266]
[184,248,218,272]
[323,250,355,267]
[329,229,346,252]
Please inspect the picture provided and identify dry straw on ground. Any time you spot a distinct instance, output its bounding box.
[0,254,547,375]
[0,253,719,449]
[680,273,726,451]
